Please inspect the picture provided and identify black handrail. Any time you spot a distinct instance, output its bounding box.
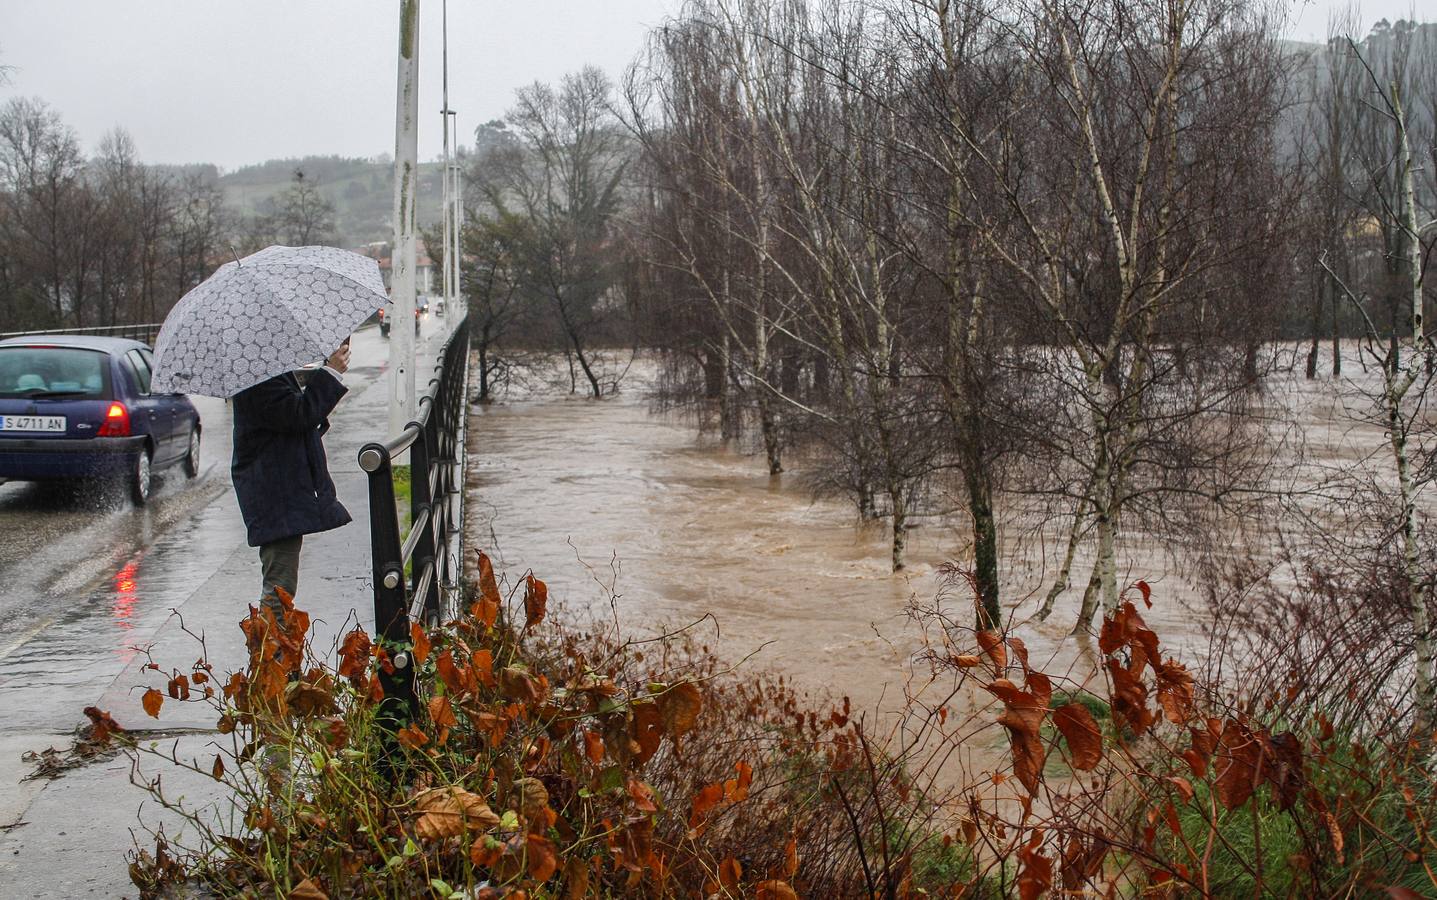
[0,323,164,344]
[357,316,470,720]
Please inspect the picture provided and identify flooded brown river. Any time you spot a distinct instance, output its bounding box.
[466,363,1198,725]
[462,351,1408,769]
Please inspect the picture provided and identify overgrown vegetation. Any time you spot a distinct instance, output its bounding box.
[120,552,957,897]
[106,554,1434,898]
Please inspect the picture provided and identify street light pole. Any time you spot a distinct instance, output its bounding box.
[440,0,451,332]
[389,0,420,440]
[449,111,462,328]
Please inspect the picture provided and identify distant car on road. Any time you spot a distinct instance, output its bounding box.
[0,335,201,505]
[377,305,421,337]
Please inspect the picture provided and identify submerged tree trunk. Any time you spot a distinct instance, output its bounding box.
[573,340,602,398]
[967,465,1000,629]
[477,342,490,402]
[1331,274,1343,377]
[890,485,907,573]
[1074,556,1104,636]
[1389,399,1433,732]
[1307,276,1322,380]
[718,332,738,440]
[753,298,782,472]
[1391,81,1435,732]
[1037,501,1086,623]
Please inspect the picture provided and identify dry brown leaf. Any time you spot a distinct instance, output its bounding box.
[1017,834,1052,900]
[756,880,799,900]
[527,832,558,882]
[409,622,432,666]
[976,629,1007,674]
[1052,702,1103,771]
[337,628,371,683]
[718,856,742,891]
[473,551,501,628]
[1214,719,1262,810]
[562,855,591,898]
[630,701,663,765]
[987,679,1047,794]
[688,782,724,831]
[517,776,551,830]
[581,729,604,765]
[414,786,502,841]
[287,681,335,717]
[429,695,458,729]
[524,573,548,628]
[289,877,328,900]
[657,681,702,748]
[395,723,428,750]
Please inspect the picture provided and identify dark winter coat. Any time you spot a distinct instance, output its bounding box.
[231,370,351,547]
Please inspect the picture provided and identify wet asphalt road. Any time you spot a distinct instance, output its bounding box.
[0,320,440,732]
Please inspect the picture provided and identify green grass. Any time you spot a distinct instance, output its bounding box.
[1158,730,1436,897]
[392,464,414,580]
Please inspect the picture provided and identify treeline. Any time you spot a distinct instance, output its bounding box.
[606,4,1436,598]
[0,98,348,332]
[617,0,1312,624]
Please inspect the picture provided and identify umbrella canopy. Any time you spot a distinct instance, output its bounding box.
[151,245,388,398]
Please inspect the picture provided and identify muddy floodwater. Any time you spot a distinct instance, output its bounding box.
[463,352,1407,755]
[471,365,1154,718]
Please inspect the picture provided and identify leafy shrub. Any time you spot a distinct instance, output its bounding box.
[119,552,964,898]
[102,564,1436,898]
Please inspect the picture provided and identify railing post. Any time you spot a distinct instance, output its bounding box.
[358,442,417,730]
[355,314,468,772]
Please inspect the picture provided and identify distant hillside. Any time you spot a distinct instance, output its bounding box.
[218,155,449,249]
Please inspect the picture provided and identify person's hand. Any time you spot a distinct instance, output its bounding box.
[326,340,351,375]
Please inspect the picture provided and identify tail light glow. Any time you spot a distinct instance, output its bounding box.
[97,402,131,437]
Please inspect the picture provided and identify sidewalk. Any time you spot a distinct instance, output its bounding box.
[0,327,450,897]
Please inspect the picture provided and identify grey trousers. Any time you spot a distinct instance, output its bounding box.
[258,535,303,613]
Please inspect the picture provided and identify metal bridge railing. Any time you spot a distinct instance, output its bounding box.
[357,316,470,718]
[0,323,164,344]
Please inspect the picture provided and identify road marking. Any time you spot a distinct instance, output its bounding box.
[0,615,58,662]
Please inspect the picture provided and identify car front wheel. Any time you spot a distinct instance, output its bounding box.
[183,427,201,479]
[130,447,152,506]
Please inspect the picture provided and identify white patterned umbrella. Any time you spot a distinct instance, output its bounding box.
[151,245,388,398]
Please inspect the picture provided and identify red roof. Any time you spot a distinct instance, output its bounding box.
[357,241,434,270]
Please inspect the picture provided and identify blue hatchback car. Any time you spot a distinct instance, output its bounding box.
[0,335,202,505]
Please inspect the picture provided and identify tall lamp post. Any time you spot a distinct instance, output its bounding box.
[440,0,462,335]
[389,0,420,439]
[448,110,462,328]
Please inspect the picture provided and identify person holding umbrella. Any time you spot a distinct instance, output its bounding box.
[151,245,391,611]
[231,337,353,611]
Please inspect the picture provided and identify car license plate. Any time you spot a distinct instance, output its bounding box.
[0,415,66,433]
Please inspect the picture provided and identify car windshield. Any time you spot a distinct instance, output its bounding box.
[0,346,110,399]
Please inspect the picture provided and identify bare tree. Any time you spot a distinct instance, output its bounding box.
[271,168,336,246]
[1321,30,1437,732]
[478,67,630,398]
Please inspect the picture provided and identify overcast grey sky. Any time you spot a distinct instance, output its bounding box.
[0,0,1425,171]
